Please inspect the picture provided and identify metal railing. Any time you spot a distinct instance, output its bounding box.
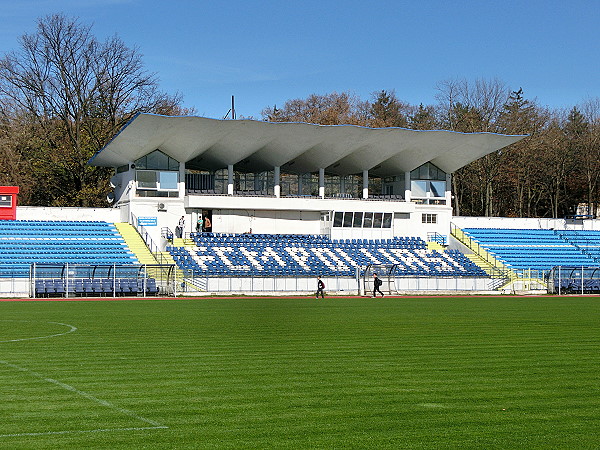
[130,212,171,265]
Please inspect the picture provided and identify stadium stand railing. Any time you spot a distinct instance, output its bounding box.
[450,223,518,286]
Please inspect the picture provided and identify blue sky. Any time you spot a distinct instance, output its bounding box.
[0,0,598,119]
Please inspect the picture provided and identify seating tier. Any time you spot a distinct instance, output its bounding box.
[462,228,600,270]
[0,220,138,277]
[168,233,486,277]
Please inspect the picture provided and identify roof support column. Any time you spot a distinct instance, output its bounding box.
[274,166,280,198]
[404,171,411,202]
[362,170,369,199]
[227,164,234,195]
[446,173,452,206]
[318,168,325,199]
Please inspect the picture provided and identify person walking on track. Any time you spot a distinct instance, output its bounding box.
[373,273,384,298]
[316,276,325,298]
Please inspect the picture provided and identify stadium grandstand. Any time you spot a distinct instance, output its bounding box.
[2,113,600,297]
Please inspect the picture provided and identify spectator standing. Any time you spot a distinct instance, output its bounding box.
[176,215,185,238]
[196,215,203,233]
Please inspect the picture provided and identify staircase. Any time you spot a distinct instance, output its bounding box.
[115,222,158,265]
[172,237,195,247]
[164,243,208,293]
[450,223,519,289]
[116,222,207,293]
[426,241,445,251]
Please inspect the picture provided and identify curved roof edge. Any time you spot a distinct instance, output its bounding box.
[89,113,527,175]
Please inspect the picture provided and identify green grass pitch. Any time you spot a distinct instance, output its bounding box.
[1,296,599,448]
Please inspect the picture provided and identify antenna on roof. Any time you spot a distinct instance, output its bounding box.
[223,95,236,120]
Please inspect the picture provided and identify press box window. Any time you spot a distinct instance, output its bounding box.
[342,212,353,227]
[136,170,179,190]
[332,211,392,228]
[333,211,344,227]
[422,213,437,224]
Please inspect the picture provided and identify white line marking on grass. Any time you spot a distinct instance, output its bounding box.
[419,403,448,408]
[0,321,77,343]
[0,426,168,438]
[0,360,167,430]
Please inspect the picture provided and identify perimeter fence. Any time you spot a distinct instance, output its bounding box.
[0,265,556,297]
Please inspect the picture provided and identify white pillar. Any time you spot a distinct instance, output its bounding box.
[404,171,411,202]
[274,166,280,198]
[445,173,452,206]
[227,164,234,195]
[362,170,369,199]
[179,161,186,198]
[319,168,325,199]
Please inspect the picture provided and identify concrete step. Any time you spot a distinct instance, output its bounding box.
[114,222,158,265]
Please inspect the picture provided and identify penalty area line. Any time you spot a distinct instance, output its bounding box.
[0,360,167,435]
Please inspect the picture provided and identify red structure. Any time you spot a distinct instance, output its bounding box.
[0,186,19,220]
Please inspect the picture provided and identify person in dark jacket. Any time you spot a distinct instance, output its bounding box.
[316,276,325,298]
[373,273,384,298]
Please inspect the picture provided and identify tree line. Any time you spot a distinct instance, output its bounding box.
[262,84,600,218]
[1,14,598,219]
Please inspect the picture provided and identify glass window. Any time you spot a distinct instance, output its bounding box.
[135,150,179,171]
[430,181,446,197]
[373,213,383,228]
[0,195,11,207]
[363,212,373,228]
[333,212,343,227]
[159,171,179,190]
[422,213,437,224]
[411,162,446,180]
[137,170,157,189]
[382,213,392,228]
[353,212,363,227]
[146,151,169,170]
[411,180,427,197]
[343,212,353,227]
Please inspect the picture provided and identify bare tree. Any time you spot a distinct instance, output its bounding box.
[262,92,368,125]
[436,78,511,216]
[579,98,600,216]
[0,14,187,206]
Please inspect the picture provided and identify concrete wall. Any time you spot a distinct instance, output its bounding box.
[17,206,121,222]
[453,216,600,231]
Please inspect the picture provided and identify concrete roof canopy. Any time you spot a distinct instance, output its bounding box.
[89,113,526,175]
